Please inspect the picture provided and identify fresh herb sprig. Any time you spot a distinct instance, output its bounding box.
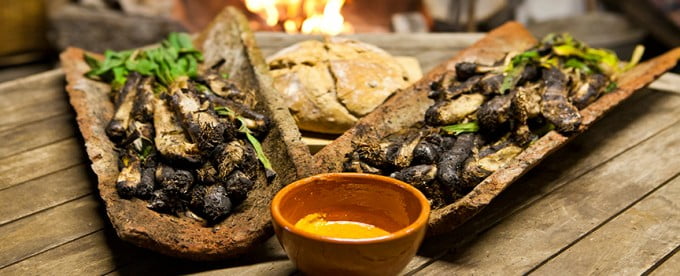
[500,50,539,94]
[546,33,644,77]
[498,33,644,94]
[84,32,203,89]
[214,106,273,171]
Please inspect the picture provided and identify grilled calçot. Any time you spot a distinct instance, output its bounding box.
[109,73,272,225]
[344,34,625,208]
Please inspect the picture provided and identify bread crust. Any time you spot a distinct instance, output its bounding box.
[268,38,410,134]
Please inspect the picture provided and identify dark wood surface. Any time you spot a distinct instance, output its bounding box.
[0,33,678,275]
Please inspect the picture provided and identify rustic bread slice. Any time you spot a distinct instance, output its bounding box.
[313,21,680,236]
[60,7,314,260]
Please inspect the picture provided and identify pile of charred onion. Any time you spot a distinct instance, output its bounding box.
[85,33,274,224]
[344,34,643,208]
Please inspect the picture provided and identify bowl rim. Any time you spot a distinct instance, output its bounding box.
[270,172,431,244]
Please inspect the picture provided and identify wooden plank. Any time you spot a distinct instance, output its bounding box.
[0,63,53,83]
[0,113,76,158]
[106,236,290,275]
[417,121,680,275]
[403,89,680,272]
[0,70,63,101]
[0,84,67,116]
[0,70,68,131]
[0,195,104,268]
[0,97,71,133]
[0,230,140,275]
[0,70,62,91]
[254,32,483,52]
[407,51,462,73]
[0,70,70,132]
[0,84,66,114]
[531,175,680,275]
[649,249,680,276]
[108,262,295,276]
[0,70,66,118]
[0,164,93,225]
[110,260,295,276]
[0,138,85,190]
[191,261,295,276]
[649,73,680,94]
[10,227,289,275]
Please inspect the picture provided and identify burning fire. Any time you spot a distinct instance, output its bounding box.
[244,0,353,35]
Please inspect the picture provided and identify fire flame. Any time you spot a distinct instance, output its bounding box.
[244,0,353,35]
[244,0,280,26]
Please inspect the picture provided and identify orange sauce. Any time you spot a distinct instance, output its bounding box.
[294,213,390,239]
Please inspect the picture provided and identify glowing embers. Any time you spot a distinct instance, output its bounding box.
[244,0,353,35]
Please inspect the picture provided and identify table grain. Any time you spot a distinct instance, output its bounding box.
[0,33,678,275]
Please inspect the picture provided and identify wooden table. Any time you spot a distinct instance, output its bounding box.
[1,33,679,275]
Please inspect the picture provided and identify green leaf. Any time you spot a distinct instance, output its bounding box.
[152,82,168,95]
[156,54,174,85]
[84,32,201,88]
[176,57,189,77]
[166,32,180,50]
[176,33,194,51]
[510,50,539,68]
[564,58,594,74]
[239,119,273,170]
[586,48,618,66]
[605,81,618,93]
[441,121,479,135]
[500,63,524,94]
[553,44,583,57]
[165,46,179,61]
[140,144,154,159]
[215,106,273,171]
[583,48,619,75]
[111,66,128,90]
[87,50,131,77]
[624,45,645,71]
[499,50,540,94]
[544,33,581,50]
[194,82,210,94]
[186,56,198,78]
[125,58,156,75]
[539,56,559,68]
[214,106,235,117]
[193,51,204,62]
[83,54,101,70]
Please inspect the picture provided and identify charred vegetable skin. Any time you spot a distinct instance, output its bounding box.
[344,33,642,208]
[86,33,275,225]
[108,74,270,224]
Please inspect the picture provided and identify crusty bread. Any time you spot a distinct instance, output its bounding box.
[60,7,315,260]
[313,22,680,236]
[268,38,411,134]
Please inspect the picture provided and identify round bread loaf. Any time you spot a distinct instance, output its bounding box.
[267,38,411,134]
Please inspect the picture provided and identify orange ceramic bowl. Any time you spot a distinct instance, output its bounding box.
[271,173,430,275]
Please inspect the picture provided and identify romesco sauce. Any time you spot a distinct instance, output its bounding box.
[294,213,390,239]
